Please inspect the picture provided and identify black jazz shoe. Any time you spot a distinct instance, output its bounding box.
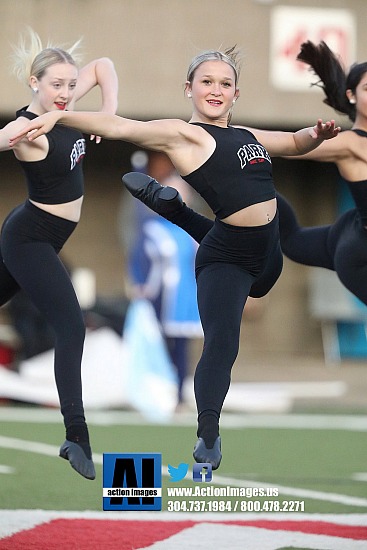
[122,172,183,215]
[193,436,222,470]
[59,440,96,480]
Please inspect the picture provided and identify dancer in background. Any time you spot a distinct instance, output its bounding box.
[0,28,118,479]
[10,47,339,469]
[276,41,367,305]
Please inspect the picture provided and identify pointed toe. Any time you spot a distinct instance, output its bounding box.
[59,440,96,480]
[122,172,182,214]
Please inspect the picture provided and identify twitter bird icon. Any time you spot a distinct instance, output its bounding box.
[168,462,189,482]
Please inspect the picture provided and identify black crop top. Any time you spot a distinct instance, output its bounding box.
[343,129,367,224]
[182,123,276,219]
[16,108,85,204]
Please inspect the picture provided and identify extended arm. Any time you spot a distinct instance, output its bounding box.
[282,129,367,182]
[9,111,189,153]
[282,130,356,162]
[242,119,340,157]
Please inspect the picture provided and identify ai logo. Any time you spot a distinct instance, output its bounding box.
[103,453,162,511]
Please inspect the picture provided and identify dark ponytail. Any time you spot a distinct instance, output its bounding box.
[297,41,356,122]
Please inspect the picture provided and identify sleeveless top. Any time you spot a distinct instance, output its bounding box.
[16,108,85,204]
[182,123,276,219]
[343,129,367,224]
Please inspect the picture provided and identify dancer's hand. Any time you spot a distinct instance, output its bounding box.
[89,134,102,144]
[9,111,62,146]
[310,119,341,140]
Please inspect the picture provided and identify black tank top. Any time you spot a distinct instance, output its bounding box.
[343,129,367,224]
[16,108,85,204]
[182,123,276,219]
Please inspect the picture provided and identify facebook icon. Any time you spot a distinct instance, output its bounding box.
[193,463,212,482]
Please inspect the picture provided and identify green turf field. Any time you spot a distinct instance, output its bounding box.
[0,406,366,514]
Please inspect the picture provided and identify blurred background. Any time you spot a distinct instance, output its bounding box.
[0,0,366,413]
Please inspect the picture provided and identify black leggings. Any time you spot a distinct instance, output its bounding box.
[164,206,282,419]
[0,201,86,429]
[277,193,367,304]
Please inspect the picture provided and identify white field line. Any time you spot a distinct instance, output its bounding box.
[0,435,366,508]
[1,509,367,522]
[0,464,14,474]
[353,473,367,482]
[0,407,367,431]
[0,510,366,544]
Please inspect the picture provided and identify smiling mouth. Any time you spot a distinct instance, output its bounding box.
[55,103,67,110]
[207,100,222,106]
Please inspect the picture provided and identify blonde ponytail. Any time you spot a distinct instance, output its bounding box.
[11,27,83,87]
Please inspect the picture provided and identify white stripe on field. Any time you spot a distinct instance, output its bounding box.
[0,435,366,508]
[0,510,366,541]
[352,473,367,482]
[0,464,14,474]
[0,407,366,431]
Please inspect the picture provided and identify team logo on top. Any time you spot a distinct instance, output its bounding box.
[237,143,271,168]
[70,138,86,170]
